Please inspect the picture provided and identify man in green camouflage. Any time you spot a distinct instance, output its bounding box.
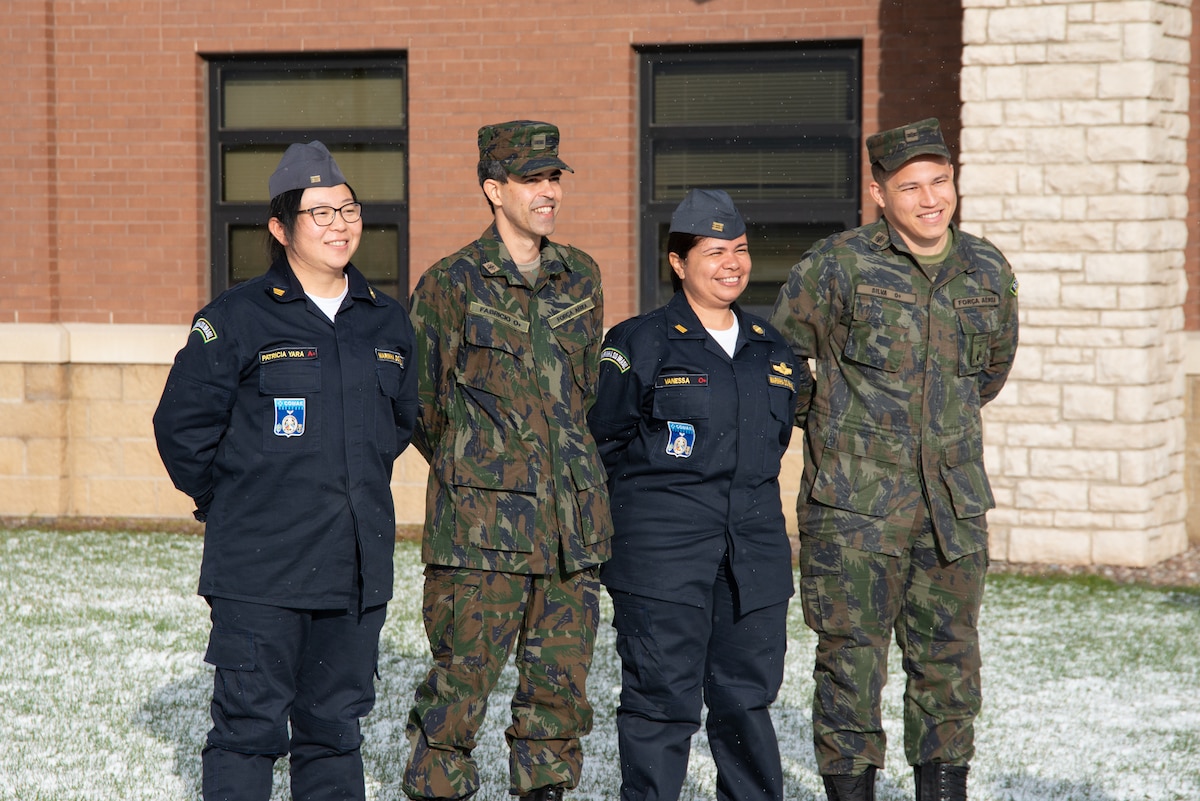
[769,118,1018,801]
[402,120,612,801]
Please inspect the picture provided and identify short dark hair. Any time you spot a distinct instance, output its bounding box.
[870,162,894,187]
[477,159,509,213]
[268,184,357,264]
[666,231,705,293]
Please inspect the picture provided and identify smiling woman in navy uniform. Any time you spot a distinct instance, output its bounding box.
[153,142,418,801]
[587,189,812,801]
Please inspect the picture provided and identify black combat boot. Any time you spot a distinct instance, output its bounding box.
[519,786,564,801]
[914,763,969,801]
[823,766,877,801]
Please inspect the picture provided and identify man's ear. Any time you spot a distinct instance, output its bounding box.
[482,179,504,209]
[868,180,886,212]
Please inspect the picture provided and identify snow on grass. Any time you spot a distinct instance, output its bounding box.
[1,529,1197,800]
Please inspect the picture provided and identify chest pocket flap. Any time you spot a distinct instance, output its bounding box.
[459,303,529,396]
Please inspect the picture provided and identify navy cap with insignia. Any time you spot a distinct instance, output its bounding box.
[669,188,746,240]
[866,118,952,172]
[269,141,348,200]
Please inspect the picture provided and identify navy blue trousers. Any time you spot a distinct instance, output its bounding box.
[609,562,788,801]
[201,597,386,801]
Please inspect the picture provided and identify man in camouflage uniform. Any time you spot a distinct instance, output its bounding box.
[769,118,1018,801]
[402,120,613,801]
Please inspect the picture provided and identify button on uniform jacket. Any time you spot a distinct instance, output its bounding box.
[153,259,419,611]
[408,224,612,575]
[588,292,808,613]
[769,219,1019,560]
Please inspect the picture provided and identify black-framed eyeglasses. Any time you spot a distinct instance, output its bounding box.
[299,202,363,226]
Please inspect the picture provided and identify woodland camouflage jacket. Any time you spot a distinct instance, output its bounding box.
[409,224,613,574]
[770,218,1019,560]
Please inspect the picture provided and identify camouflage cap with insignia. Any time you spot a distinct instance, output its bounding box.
[478,120,574,176]
[669,188,746,240]
[268,141,348,200]
[866,118,951,172]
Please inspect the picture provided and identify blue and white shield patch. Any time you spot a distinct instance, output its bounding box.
[273,398,306,438]
[665,421,695,459]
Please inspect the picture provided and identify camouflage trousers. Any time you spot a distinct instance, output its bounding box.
[798,509,986,776]
[403,565,601,800]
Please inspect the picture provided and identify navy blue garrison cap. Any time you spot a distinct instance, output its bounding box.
[269,141,348,200]
[669,189,746,240]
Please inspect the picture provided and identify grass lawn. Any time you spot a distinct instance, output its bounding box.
[1,529,1197,800]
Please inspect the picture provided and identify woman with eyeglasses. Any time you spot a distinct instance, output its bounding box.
[588,189,812,801]
[153,141,418,801]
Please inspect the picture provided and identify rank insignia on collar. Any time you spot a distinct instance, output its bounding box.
[273,398,306,438]
[752,324,765,335]
[665,421,695,459]
[674,324,688,334]
[772,361,792,376]
[272,287,286,297]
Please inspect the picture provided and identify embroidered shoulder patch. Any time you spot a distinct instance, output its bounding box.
[191,317,217,343]
[600,347,631,373]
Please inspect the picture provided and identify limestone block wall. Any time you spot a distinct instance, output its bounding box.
[961,0,1192,566]
[0,324,429,527]
[1,321,1198,558]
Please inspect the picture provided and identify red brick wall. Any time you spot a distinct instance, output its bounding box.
[6,0,887,328]
[1,1,56,324]
[876,0,963,222]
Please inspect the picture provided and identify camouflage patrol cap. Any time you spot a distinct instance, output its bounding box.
[669,188,746,240]
[866,118,951,171]
[268,141,347,200]
[478,120,574,176]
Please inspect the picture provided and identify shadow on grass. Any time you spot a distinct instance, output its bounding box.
[137,670,209,799]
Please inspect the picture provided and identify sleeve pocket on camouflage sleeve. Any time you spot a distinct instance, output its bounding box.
[939,437,995,519]
[569,455,613,546]
[809,429,904,517]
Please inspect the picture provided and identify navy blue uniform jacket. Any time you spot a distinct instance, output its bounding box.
[587,292,807,613]
[153,259,418,611]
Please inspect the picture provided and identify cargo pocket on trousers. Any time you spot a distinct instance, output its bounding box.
[204,625,257,721]
[611,597,668,715]
[798,538,851,637]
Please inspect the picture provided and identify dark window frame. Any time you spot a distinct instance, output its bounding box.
[637,42,863,316]
[205,52,409,299]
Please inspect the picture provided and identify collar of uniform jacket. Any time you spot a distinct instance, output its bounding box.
[263,258,386,306]
[663,290,771,342]
[475,223,571,283]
